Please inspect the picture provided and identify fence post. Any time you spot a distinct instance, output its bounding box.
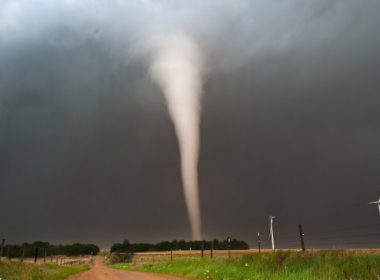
[170,250,173,261]
[227,236,231,260]
[0,239,5,262]
[44,248,47,262]
[257,232,261,253]
[34,247,39,263]
[210,240,214,259]
[298,224,306,252]
[201,240,205,258]
[21,245,25,262]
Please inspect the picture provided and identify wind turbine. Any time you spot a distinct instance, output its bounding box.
[368,197,380,214]
[269,216,275,250]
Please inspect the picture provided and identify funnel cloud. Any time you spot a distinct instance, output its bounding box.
[149,33,204,240]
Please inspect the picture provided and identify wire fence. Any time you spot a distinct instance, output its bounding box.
[2,218,380,265]
[128,222,380,264]
[260,223,380,250]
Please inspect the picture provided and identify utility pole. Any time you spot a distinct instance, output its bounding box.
[298,224,306,252]
[257,232,261,253]
[269,216,276,250]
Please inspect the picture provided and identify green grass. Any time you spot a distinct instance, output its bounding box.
[111,262,133,270]
[113,250,380,280]
[0,260,90,280]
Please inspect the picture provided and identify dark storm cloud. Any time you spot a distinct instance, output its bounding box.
[0,0,380,247]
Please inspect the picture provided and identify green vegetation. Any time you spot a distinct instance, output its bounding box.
[108,252,134,264]
[4,242,99,258]
[111,262,133,270]
[111,238,249,253]
[0,260,89,280]
[114,250,380,279]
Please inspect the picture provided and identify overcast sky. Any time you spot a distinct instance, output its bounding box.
[1,0,380,248]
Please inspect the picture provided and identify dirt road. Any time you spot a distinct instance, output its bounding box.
[66,257,185,280]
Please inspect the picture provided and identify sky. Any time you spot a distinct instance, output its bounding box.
[1,0,380,248]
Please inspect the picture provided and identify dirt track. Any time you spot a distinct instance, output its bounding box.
[66,257,184,280]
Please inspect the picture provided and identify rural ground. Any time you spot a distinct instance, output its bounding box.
[66,257,184,280]
[2,249,380,279]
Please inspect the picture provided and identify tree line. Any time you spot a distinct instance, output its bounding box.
[111,238,249,253]
[2,241,100,258]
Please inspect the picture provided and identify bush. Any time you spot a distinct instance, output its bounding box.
[108,252,134,264]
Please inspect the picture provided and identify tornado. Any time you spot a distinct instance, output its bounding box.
[149,33,204,240]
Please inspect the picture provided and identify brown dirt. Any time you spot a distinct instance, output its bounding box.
[66,257,185,280]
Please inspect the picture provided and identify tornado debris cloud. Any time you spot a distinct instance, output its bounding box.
[149,33,204,240]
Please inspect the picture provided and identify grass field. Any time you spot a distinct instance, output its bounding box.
[0,260,90,280]
[112,250,380,279]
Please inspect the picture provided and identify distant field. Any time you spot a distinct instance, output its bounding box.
[0,259,90,280]
[113,250,380,279]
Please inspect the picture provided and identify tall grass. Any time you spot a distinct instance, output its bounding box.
[115,250,380,280]
[0,260,89,280]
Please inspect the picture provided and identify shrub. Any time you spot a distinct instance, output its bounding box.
[109,252,134,264]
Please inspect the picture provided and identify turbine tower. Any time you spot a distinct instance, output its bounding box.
[368,197,380,214]
[269,216,276,250]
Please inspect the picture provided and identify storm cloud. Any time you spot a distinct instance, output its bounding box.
[0,0,380,247]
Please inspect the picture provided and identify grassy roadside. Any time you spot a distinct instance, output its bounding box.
[0,260,90,280]
[112,250,380,279]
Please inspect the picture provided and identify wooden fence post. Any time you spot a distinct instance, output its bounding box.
[34,247,39,263]
[298,224,306,252]
[210,240,214,259]
[0,239,5,262]
[227,236,231,260]
[257,232,261,253]
[21,245,25,262]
